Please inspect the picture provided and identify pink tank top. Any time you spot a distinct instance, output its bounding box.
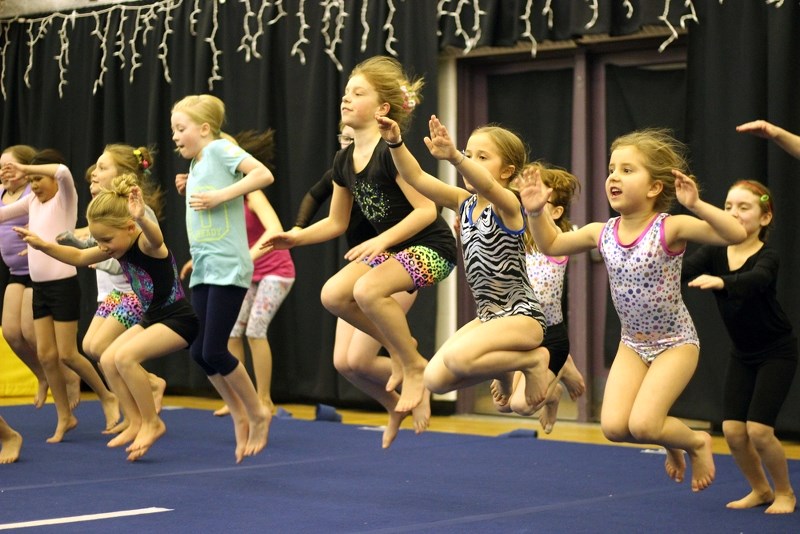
[245,205,295,281]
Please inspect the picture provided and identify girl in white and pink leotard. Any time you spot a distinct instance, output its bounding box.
[518,128,746,494]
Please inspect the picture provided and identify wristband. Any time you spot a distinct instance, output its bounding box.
[524,209,542,218]
[385,137,404,149]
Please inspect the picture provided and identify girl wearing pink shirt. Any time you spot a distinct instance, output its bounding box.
[0,151,118,443]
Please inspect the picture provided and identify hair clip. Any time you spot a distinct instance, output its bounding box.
[400,85,416,111]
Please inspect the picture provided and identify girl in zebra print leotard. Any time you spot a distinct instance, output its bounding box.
[376,114,551,410]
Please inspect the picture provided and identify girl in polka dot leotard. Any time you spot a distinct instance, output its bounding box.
[517,129,747,494]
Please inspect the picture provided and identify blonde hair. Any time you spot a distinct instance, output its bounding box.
[101,144,164,218]
[610,128,691,212]
[350,56,423,132]
[171,94,226,138]
[86,174,139,229]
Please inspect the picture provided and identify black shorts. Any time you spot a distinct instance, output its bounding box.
[140,299,199,346]
[7,274,32,288]
[31,276,81,321]
[542,321,570,375]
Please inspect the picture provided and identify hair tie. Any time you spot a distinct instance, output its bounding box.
[760,194,769,203]
[400,85,416,111]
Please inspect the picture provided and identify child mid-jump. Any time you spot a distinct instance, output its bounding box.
[0,152,119,443]
[518,128,746,492]
[263,57,457,445]
[17,175,199,461]
[172,94,273,463]
[684,180,796,513]
[375,114,550,409]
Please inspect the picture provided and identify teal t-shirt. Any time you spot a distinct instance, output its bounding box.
[185,138,253,289]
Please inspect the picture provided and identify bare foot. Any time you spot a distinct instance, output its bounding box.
[688,431,715,492]
[385,355,403,393]
[213,404,231,417]
[243,407,271,460]
[490,373,514,412]
[150,375,167,414]
[66,374,81,409]
[557,356,586,400]
[46,415,78,443]
[665,448,686,483]
[107,423,139,448]
[411,390,431,434]
[0,429,23,463]
[382,409,408,449]
[34,378,49,409]
[232,415,249,464]
[538,382,562,434]
[101,395,121,432]
[726,489,774,509]
[765,492,796,514]
[521,354,549,408]
[125,418,167,461]
[102,418,130,435]
[394,364,426,413]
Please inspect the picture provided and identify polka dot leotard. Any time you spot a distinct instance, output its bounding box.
[598,212,699,363]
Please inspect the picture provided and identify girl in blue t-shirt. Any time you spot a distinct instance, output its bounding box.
[171,94,274,464]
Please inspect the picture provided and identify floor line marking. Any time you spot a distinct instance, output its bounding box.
[0,507,172,530]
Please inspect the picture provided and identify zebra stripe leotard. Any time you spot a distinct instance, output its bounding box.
[459,194,546,331]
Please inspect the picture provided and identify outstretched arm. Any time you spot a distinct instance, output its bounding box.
[737,120,800,159]
[13,227,109,267]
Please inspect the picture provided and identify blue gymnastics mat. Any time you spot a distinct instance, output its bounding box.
[1,402,798,533]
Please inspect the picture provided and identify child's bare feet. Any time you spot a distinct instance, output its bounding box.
[242,407,271,460]
[385,355,403,393]
[394,362,427,413]
[107,423,138,447]
[213,404,231,417]
[382,409,408,449]
[231,414,249,463]
[101,395,120,432]
[411,389,431,434]
[34,378,49,409]
[126,418,167,461]
[688,431,715,492]
[557,356,586,400]
[765,492,796,514]
[665,448,686,483]
[490,373,514,411]
[102,418,130,435]
[150,375,167,414]
[46,415,78,443]
[66,373,81,409]
[726,489,774,509]
[0,429,23,463]
[538,382,562,434]
[521,351,549,408]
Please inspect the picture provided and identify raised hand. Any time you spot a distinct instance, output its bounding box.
[515,165,552,215]
[375,114,402,145]
[736,120,778,140]
[127,185,145,220]
[424,115,460,163]
[673,170,699,210]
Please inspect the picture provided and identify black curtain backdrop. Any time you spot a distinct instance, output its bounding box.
[682,1,800,431]
[1,1,798,420]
